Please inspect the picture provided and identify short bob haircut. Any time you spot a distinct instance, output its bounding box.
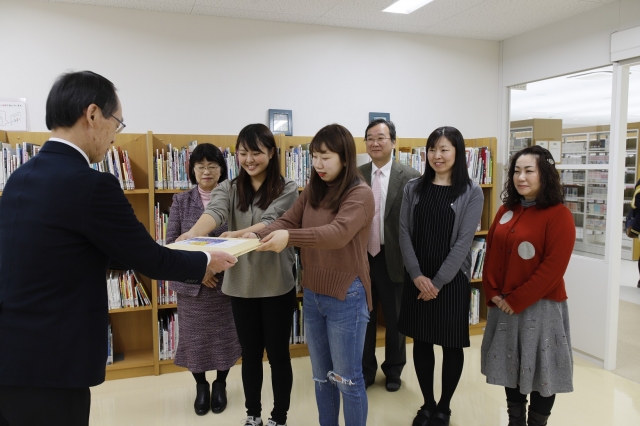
[188,143,228,185]
[46,71,119,130]
[308,124,362,213]
[365,118,396,142]
[234,123,284,212]
[416,126,471,198]
[502,145,564,209]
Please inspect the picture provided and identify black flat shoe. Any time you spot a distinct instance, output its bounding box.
[211,381,227,413]
[412,409,433,426]
[194,383,210,415]
[430,410,451,426]
[385,377,401,392]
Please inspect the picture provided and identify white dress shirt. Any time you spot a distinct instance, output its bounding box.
[49,137,90,165]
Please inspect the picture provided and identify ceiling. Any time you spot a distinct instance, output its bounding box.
[510,65,640,129]
[41,0,615,41]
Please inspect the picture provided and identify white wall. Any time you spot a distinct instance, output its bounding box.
[0,0,499,140]
[502,0,640,87]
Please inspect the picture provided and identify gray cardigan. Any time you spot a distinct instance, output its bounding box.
[204,177,298,298]
[399,178,484,289]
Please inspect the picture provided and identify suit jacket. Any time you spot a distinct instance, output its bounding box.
[165,186,228,296]
[359,161,421,283]
[0,141,208,388]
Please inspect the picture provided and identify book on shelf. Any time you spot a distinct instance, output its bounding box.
[466,147,492,184]
[285,144,311,188]
[107,320,114,365]
[158,309,179,361]
[92,146,135,190]
[154,144,193,190]
[107,270,151,310]
[290,300,305,345]
[157,280,177,305]
[470,237,486,280]
[469,288,480,325]
[154,203,169,246]
[1,142,41,191]
[398,146,426,174]
[166,236,261,257]
[221,146,239,181]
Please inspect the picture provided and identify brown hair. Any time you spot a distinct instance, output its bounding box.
[308,124,363,213]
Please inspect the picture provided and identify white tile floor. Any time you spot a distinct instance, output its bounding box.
[90,336,640,426]
[89,261,640,425]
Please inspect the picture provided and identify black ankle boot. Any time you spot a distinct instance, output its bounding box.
[194,383,210,415]
[211,380,227,413]
[506,401,527,426]
[412,408,433,426]
[527,409,550,426]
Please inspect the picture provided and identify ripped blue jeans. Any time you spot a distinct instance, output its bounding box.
[304,277,370,426]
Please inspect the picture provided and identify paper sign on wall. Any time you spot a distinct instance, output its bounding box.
[0,99,28,131]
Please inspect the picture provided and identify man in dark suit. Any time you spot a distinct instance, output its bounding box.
[360,119,421,392]
[0,71,237,426]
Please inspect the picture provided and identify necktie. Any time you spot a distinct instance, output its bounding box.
[368,169,381,257]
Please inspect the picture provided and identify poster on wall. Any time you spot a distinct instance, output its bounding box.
[0,99,28,131]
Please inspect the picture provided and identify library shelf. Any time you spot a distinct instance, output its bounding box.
[1,130,495,379]
[108,306,152,314]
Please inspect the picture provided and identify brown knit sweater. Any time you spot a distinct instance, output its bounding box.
[257,181,375,310]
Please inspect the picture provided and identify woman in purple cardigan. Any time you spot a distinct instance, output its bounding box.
[165,143,241,416]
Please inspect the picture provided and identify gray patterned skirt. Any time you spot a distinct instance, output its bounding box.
[480,299,573,396]
[174,287,241,372]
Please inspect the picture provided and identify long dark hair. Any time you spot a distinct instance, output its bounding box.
[308,124,362,213]
[416,126,471,198]
[188,143,227,185]
[502,145,564,209]
[234,124,284,212]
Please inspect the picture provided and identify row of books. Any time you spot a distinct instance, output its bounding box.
[154,202,169,246]
[107,270,151,310]
[222,147,239,181]
[466,147,492,184]
[152,142,240,189]
[157,280,178,305]
[398,146,426,174]
[159,310,179,360]
[92,146,135,190]
[469,288,481,325]
[470,237,486,280]
[285,144,311,187]
[1,142,40,191]
[154,144,193,190]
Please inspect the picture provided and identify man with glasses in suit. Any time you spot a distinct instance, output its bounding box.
[0,71,237,426]
[360,119,420,392]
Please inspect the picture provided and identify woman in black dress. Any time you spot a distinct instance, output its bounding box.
[398,126,484,426]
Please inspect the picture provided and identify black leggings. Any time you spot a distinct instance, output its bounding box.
[413,340,464,413]
[230,289,296,425]
[192,370,229,384]
[505,386,556,416]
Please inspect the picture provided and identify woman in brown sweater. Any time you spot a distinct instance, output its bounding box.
[252,124,374,426]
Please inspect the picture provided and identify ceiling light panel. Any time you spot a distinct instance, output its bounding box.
[383,0,434,14]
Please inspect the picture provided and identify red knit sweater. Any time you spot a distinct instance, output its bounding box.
[257,182,375,310]
[482,203,575,314]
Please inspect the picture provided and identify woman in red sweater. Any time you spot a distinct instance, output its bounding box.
[481,145,575,426]
[252,124,374,426]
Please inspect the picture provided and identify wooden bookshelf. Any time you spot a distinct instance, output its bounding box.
[0,130,495,380]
